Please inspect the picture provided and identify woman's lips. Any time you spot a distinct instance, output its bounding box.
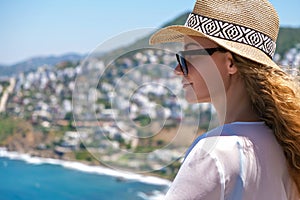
[183,82,193,88]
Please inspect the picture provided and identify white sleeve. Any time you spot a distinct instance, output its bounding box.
[165,143,225,200]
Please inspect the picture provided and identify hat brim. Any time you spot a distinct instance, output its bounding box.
[149,25,280,69]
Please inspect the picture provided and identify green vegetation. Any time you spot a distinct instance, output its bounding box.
[75,150,96,162]
[161,12,300,57]
[134,115,152,126]
[277,28,300,56]
[55,61,79,70]
[134,145,157,153]
[0,81,10,88]
[97,98,111,109]
[0,116,31,145]
[103,11,300,63]
[153,159,182,180]
[0,117,16,143]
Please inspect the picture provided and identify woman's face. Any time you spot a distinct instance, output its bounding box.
[175,36,232,103]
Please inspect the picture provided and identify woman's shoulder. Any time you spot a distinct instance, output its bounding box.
[186,122,277,163]
[190,133,249,161]
[191,122,275,158]
[186,123,262,171]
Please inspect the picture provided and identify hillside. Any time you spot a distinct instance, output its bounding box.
[277,28,300,55]
[158,12,300,56]
[104,11,300,60]
[0,53,85,77]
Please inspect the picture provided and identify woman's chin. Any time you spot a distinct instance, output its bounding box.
[184,86,210,103]
[185,94,210,103]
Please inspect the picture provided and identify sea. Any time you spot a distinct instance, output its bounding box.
[0,149,170,200]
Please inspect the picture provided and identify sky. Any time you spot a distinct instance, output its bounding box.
[0,0,299,65]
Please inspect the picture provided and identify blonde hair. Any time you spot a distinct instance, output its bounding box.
[232,54,300,194]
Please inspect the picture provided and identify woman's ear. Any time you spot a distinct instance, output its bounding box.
[225,52,238,75]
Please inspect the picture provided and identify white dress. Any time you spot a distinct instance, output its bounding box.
[165,122,299,200]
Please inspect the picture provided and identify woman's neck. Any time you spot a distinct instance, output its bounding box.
[213,75,260,124]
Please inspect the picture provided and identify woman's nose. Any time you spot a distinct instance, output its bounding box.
[174,64,184,76]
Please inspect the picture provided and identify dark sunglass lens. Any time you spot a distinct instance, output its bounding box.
[176,54,188,76]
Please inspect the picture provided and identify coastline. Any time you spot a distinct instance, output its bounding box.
[0,147,171,187]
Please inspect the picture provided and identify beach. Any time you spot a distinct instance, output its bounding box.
[0,148,170,200]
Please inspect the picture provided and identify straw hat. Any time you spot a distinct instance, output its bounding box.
[150,0,280,69]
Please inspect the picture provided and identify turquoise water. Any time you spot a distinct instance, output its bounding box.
[0,157,168,200]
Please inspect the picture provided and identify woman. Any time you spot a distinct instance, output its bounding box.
[150,0,300,199]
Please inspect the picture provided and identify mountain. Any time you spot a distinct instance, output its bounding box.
[277,28,300,56]
[102,11,300,62]
[0,53,85,77]
[100,12,191,64]
[157,12,300,57]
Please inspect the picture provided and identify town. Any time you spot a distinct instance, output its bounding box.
[0,43,299,179]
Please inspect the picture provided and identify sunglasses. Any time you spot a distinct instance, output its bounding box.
[175,47,227,76]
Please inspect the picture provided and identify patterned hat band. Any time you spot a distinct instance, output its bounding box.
[185,13,276,58]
